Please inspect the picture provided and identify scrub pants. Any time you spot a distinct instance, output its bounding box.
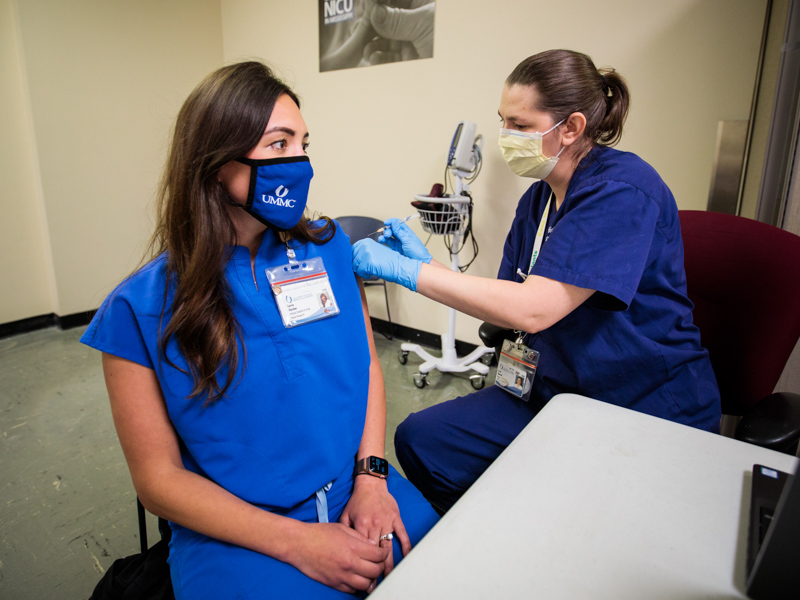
[168,465,438,599]
[395,385,546,515]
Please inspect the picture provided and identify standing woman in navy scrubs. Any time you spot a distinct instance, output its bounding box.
[81,61,437,598]
[352,49,721,514]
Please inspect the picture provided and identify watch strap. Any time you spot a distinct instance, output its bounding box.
[354,456,388,479]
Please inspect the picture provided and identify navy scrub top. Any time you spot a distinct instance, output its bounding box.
[500,146,721,431]
[81,221,371,509]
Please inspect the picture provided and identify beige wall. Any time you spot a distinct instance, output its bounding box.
[0,0,54,322]
[0,0,769,347]
[221,0,767,345]
[0,0,223,322]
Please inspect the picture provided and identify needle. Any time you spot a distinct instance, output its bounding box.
[368,213,420,238]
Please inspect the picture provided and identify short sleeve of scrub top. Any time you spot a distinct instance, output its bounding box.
[532,178,661,308]
[81,262,166,370]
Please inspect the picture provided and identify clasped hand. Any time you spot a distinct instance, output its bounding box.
[293,478,411,594]
[341,477,411,587]
[293,521,390,594]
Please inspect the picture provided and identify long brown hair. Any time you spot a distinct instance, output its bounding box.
[148,60,334,403]
[506,49,630,154]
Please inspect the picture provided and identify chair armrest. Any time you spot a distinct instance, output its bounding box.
[478,322,515,350]
[735,392,800,455]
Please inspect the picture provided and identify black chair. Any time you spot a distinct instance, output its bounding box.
[479,211,800,455]
[89,498,173,598]
[137,497,170,552]
[478,322,515,365]
[336,216,393,337]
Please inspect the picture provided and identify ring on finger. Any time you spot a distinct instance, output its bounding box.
[379,532,394,542]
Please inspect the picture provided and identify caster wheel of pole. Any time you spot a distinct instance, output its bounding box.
[413,373,427,389]
[398,351,409,365]
[470,375,486,390]
[480,353,494,366]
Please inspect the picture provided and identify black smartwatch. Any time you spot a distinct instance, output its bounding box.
[354,456,389,479]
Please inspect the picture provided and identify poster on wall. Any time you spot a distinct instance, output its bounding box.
[319,1,435,72]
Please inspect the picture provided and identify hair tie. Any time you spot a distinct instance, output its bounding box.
[600,74,609,95]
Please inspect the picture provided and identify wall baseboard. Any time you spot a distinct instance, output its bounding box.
[369,317,480,356]
[0,310,96,340]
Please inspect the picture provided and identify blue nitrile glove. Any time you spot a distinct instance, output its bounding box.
[378,218,432,263]
[352,238,422,292]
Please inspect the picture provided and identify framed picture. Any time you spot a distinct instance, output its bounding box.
[319,0,435,72]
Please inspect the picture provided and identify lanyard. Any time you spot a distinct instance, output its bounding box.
[528,192,553,274]
[513,191,554,343]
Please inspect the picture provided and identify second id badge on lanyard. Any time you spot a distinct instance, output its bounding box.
[494,337,540,401]
[266,256,340,328]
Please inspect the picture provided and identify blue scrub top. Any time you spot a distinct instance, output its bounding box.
[81,221,371,509]
[499,146,720,430]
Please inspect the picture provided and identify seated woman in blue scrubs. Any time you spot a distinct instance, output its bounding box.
[81,61,438,598]
[351,49,721,514]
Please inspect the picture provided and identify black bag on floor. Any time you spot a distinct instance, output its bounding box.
[88,535,174,600]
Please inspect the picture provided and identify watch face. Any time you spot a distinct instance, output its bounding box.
[370,456,389,476]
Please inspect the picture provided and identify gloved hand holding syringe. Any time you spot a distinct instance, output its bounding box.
[367,213,420,237]
[372,213,432,265]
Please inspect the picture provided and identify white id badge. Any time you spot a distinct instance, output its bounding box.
[265,257,340,328]
[494,338,540,401]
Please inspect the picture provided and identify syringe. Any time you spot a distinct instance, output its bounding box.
[368,213,420,237]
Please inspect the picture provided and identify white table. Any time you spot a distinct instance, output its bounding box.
[374,394,799,599]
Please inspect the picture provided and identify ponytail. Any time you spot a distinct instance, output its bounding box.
[594,68,630,147]
[507,50,631,150]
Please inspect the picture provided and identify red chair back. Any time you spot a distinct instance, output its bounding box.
[679,210,800,416]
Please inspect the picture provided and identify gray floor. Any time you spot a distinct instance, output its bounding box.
[0,325,492,599]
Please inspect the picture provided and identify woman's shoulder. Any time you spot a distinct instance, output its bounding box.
[102,254,171,316]
[323,217,353,248]
[122,253,169,289]
[80,254,170,364]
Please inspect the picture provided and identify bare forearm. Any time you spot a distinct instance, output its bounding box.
[415,263,594,333]
[353,360,390,500]
[358,362,387,458]
[428,257,450,270]
[357,281,387,460]
[416,265,531,330]
[135,465,302,562]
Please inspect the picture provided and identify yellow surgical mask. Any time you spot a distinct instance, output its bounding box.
[498,120,564,179]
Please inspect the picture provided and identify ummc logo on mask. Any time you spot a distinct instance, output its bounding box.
[261,185,295,208]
